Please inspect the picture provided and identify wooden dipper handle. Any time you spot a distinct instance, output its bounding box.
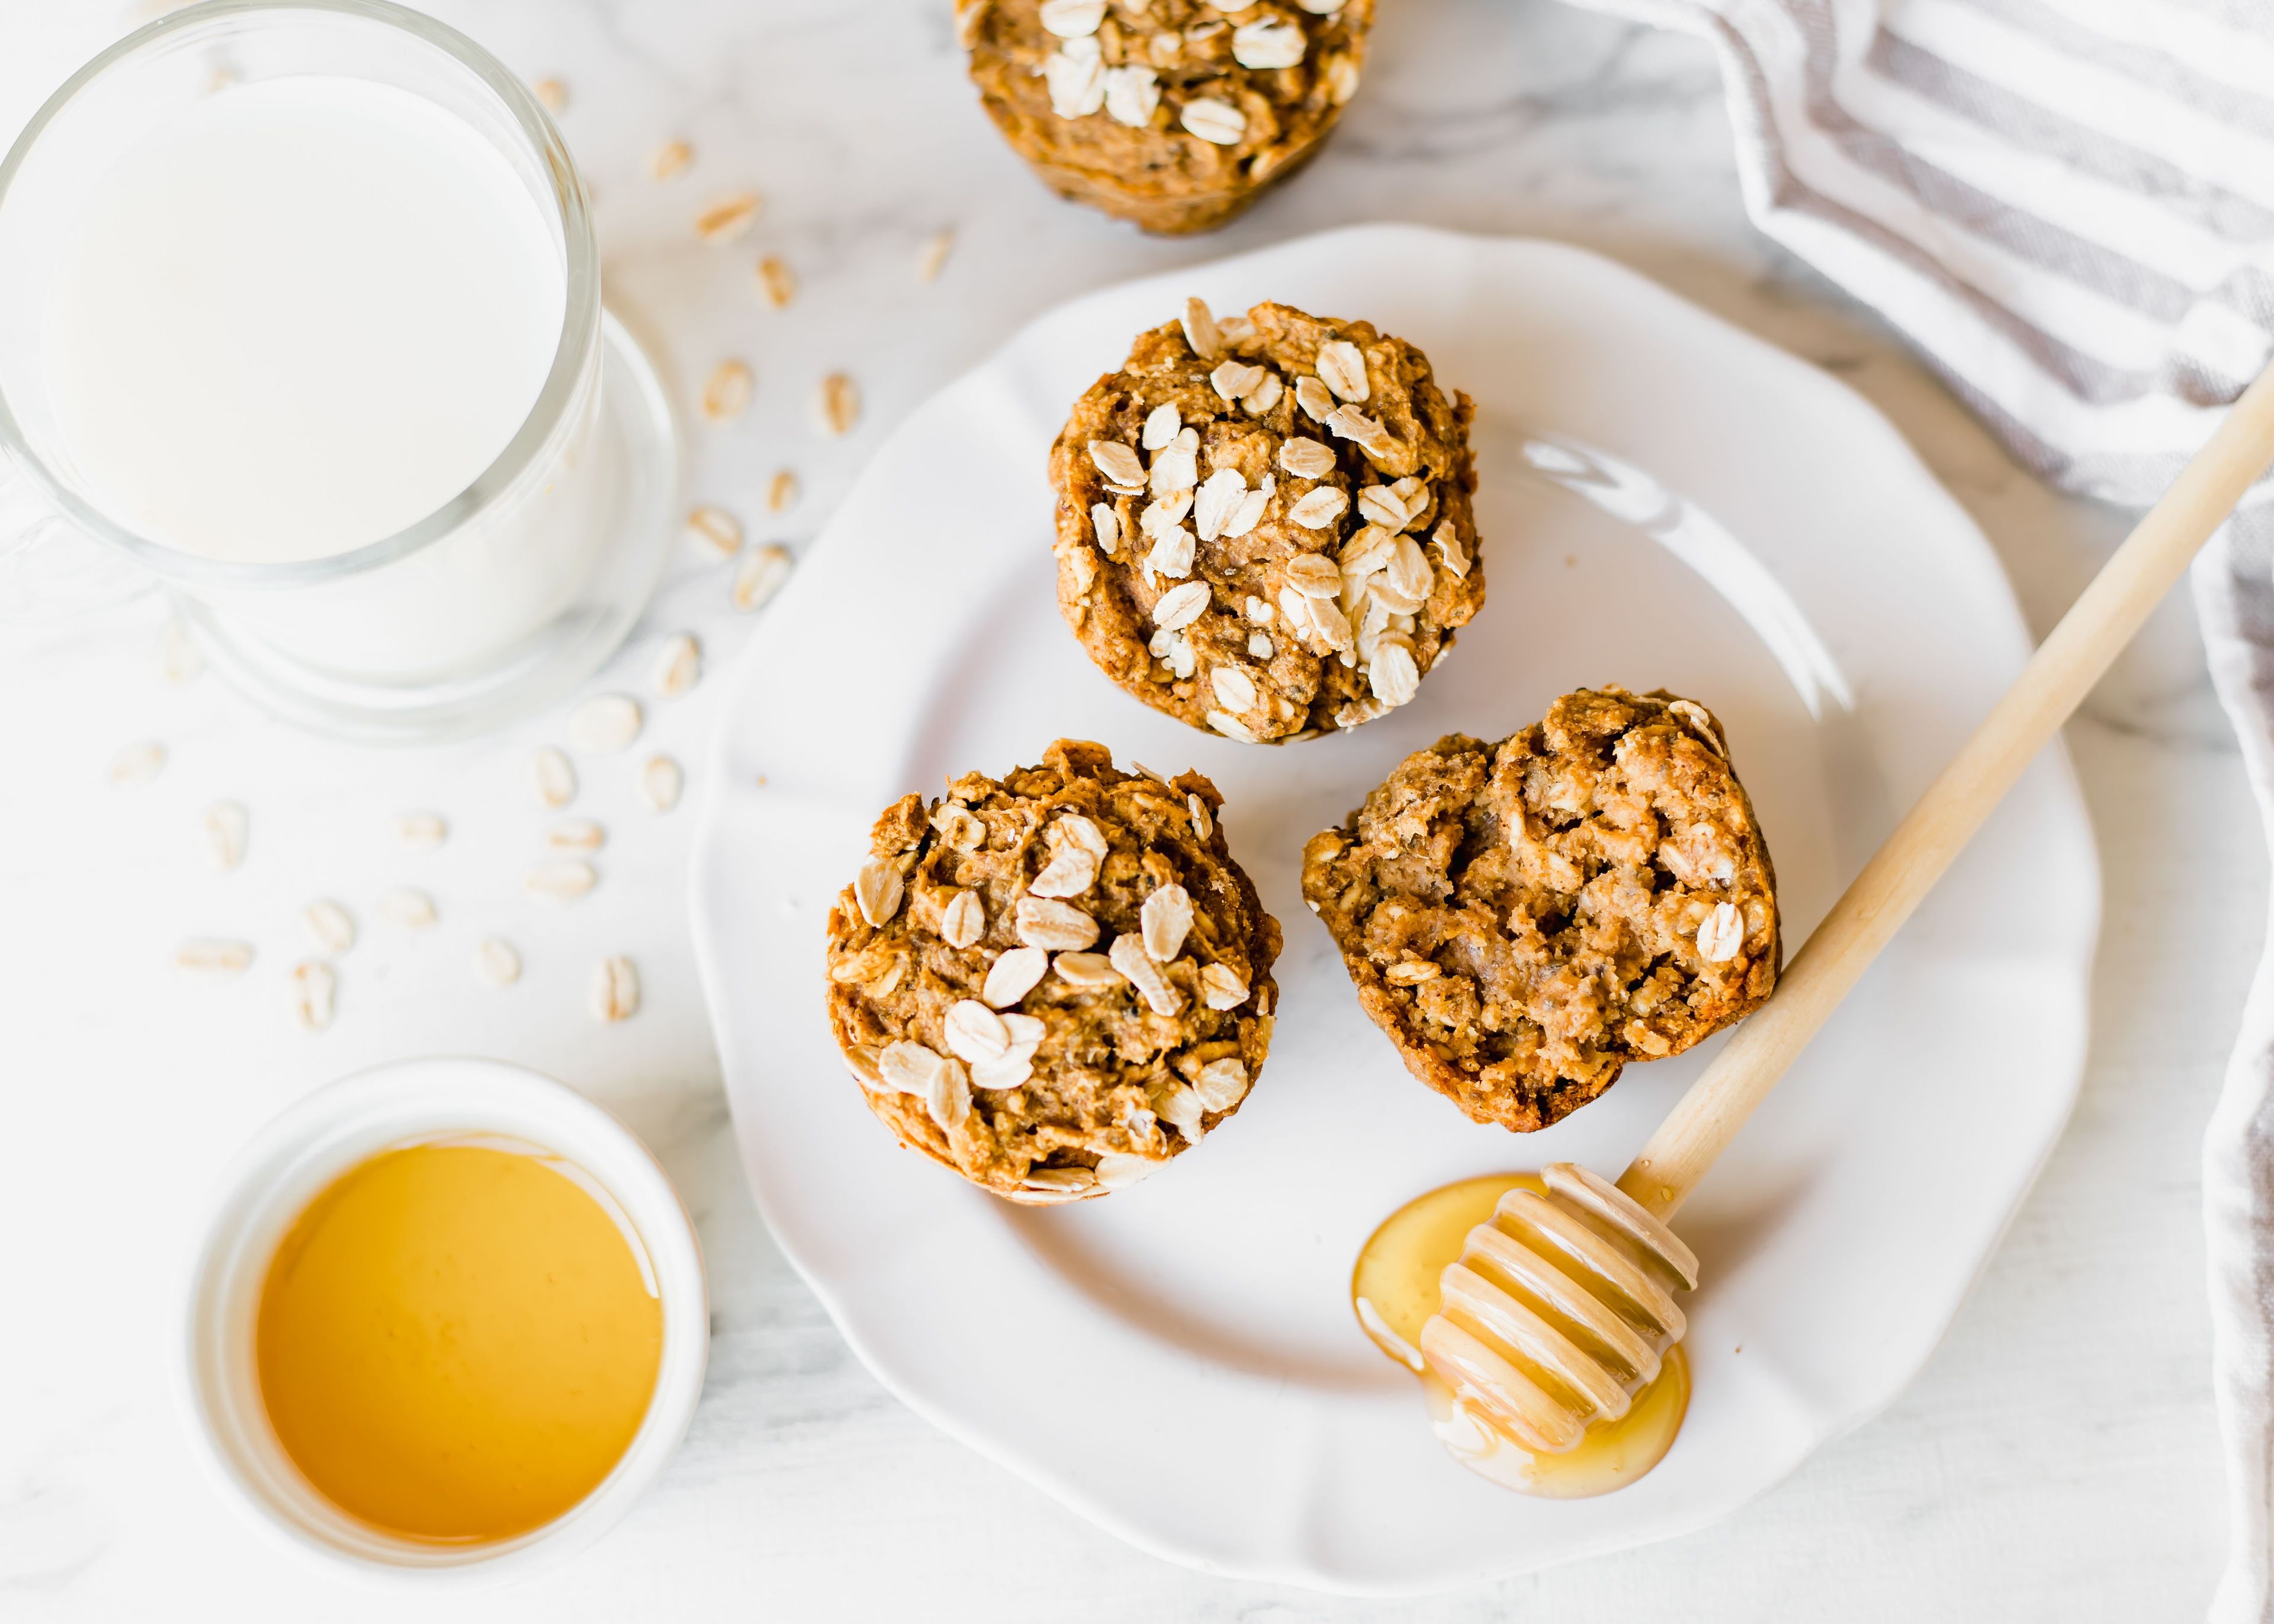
[1618,362,2274,1221]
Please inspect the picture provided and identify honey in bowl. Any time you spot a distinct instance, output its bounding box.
[1352,1173,1688,1499]
[255,1140,663,1543]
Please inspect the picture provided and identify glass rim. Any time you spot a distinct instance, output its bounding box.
[0,0,601,591]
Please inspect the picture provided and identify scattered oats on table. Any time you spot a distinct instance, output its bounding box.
[394,811,447,851]
[823,738,1280,1203]
[686,504,744,559]
[694,191,761,243]
[653,631,702,699]
[548,818,607,853]
[532,745,579,809]
[291,960,336,1033]
[156,619,203,686]
[641,754,685,812]
[476,937,523,988]
[1300,687,1781,1133]
[203,801,248,871]
[110,741,165,788]
[916,228,955,282]
[731,544,792,612]
[593,956,641,1022]
[756,255,796,309]
[378,887,437,930]
[702,359,754,422]
[1047,297,1482,742]
[526,859,599,903]
[813,372,860,437]
[304,899,356,956]
[650,139,692,179]
[766,470,799,514]
[176,938,254,978]
[567,693,643,753]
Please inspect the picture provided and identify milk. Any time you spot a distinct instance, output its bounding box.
[44,76,566,564]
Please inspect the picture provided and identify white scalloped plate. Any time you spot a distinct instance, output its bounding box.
[688,226,2096,1594]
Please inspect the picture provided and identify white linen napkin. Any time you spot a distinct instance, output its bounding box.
[1543,0,2274,1614]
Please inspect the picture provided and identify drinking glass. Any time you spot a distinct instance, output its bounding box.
[0,0,679,742]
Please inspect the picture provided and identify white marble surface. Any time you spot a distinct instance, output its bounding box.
[0,0,2256,1618]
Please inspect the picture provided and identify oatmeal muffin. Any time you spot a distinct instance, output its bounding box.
[1049,298,1483,743]
[825,739,1282,1202]
[956,0,1372,234]
[1300,689,1780,1132]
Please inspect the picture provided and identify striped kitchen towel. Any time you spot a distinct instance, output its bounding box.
[1545,0,2274,1615]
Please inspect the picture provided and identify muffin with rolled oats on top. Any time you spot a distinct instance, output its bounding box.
[957,0,1373,234]
[825,739,1281,1203]
[1049,297,1483,742]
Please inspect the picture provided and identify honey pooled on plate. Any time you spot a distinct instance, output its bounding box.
[255,1141,662,1542]
[1352,1172,1688,1499]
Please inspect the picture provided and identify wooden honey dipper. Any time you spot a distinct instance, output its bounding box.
[1400,361,2274,1487]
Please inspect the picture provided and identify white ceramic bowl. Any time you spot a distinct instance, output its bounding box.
[176,1057,708,1586]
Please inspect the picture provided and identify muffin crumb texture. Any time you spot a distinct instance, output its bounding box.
[958,0,1374,234]
[1300,688,1780,1131]
[826,739,1281,1201]
[1051,299,1482,742]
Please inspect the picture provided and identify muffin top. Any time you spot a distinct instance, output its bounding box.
[958,0,1372,228]
[1050,299,1483,742]
[1300,689,1780,1132]
[825,739,1281,1202]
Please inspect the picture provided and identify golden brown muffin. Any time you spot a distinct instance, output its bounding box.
[957,0,1373,234]
[1300,689,1780,1131]
[825,739,1282,1201]
[1049,298,1483,742]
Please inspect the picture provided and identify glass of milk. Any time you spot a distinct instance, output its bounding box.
[0,0,679,741]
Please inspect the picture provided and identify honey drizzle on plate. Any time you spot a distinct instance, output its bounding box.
[1351,1173,1688,1498]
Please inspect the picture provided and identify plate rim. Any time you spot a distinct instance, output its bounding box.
[688,223,2100,1594]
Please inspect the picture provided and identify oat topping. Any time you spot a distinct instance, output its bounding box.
[1178,98,1247,144]
[1232,18,1307,67]
[855,858,905,926]
[1104,65,1162,126]
[942,889,987,948]
[1181,297,1220,359]
[1039,0,1104,34]
[824,739,1279,1201]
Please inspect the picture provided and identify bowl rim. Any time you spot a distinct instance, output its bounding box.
[172,1055,708,1588]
